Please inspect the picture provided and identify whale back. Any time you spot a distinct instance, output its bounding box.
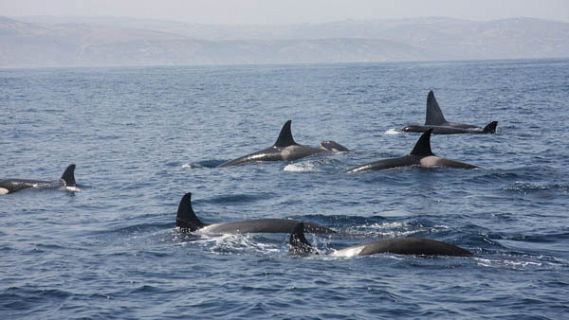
[204,219,334,234]
[359,237,473,257]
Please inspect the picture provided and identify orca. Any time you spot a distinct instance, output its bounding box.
[289,223,472,257]
[346,129,477,173]
[218,120,348,167]
[319,140,349,153]
[0,164,78,195]
[176,192,335,234]
[402,91,498,134]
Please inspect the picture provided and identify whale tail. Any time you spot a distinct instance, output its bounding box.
[483,121,498,134]
[176,193,206,232]
[61,164,76,187]
[425,91,448,126]
[273,120,297,148]
[410,129,434,156]
[289,223,315,255]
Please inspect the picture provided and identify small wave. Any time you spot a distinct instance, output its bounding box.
[467,170,521,183]
[130,285,161,294]
[488,231,569,243]
[504,182,569,194]
[378,209,415,217]
[0,287,73,312]
[284,158,346,173]
[344,220,440,238]
[475,257,544,270]
[182,160,225,169]
[290,214,378,230]
[359,221,408,230]
[34,243,66,250]
[205,193,274,204]
[384,128,401,135]
[192,234,281,255]
[468,166,562,185]
[95,222,173,236]
[283,161,320,172]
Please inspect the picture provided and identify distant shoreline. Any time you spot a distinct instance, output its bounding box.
[2,57,568,72]
[2,16,568,69]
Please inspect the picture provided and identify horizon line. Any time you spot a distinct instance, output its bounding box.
[5,14,569,27]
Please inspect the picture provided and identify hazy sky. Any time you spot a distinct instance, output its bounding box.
[1,0,568,25]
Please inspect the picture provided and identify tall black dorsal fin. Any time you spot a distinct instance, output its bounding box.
[176,193,206,232]
[425,91,448,125]
[61,164,76,187]
[273,120,296,147]
[289,223,314,255]
[410,129,434,156]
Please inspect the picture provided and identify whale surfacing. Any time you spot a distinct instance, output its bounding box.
[289,223,472,257]
[176,193,335,234]
[402,91,498,134]
[347,129,477,173]
[218,120,348,167]
[0,164,78,194]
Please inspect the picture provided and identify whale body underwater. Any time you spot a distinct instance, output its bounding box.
[218,120,348,167]
[347,128,477,173]
[176,192,335,234]
[402,91,498,134]
[289,223,472,257]
[0,164,78,195]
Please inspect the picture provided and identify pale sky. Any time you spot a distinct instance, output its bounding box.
[1,0,568,25]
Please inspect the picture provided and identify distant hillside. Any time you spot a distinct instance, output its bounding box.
[1,16,568,68]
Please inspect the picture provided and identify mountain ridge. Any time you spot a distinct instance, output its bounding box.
[1,16,568,68]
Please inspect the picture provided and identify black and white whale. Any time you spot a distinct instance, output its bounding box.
[0,164,78,195]
[218,120,348,167]
[402,91,498,134]
[290,223,472,257]
[347,129,477,173]
[176,192,335,234]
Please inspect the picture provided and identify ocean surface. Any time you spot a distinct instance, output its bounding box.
[1,59,569,319]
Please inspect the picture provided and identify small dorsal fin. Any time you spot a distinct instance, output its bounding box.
[410,129,434,156]
[425,91,448,125]
[289,223,314,255]
[273,120,296,147]
[61,164,76,187]
[176,193,206,232]
[483,121,498,134]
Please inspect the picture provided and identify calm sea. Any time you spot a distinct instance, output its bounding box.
[1,59,569,319]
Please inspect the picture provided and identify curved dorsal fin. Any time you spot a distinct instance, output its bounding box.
[289,223,314,255]
[61,164,76,187]
[425,91,448,125]
[410,129,434,156]
[273,120,296,147]
[483,121,498,134]
[176,193,206,232]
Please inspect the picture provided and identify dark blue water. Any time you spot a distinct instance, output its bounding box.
[1,60,569,319]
